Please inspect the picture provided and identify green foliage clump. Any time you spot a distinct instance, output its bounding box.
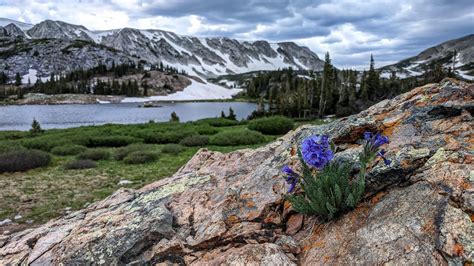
[143,129,196,144]
[21,137,71,151]
[123,151,159,164]
[0,150,51,173]
[180,135,209,147]
[161,144,186,155]
[247,116,294,135]
[0,140,26,153]
[51,144,86,156]
[77,149,110,161]
[114,144,152,161]
[196,118,240,127]
[288,162,363,220]
[194,125,219,135]
[64,159,97,170]
[210,129,265,146]
[86,136,139,147]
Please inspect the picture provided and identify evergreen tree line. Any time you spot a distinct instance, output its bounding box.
[246,53,452,118]
[1,61,188,97]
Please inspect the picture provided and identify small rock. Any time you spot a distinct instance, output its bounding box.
[118,180,133,186]
[14,214,22,220]
[286,214,304,235]
[26,219,34,224]
[0,219,12,226]
[20,195,32,202]
[276,235,301,254]
[264,211,281,224]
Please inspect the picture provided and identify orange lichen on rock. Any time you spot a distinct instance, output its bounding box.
[226,215,240,224]
[421,219,436,235]
[453,243,464,256]
[370,191,387,205]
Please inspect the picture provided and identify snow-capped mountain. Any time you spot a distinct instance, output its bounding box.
[0,18,324,80]
[380,34,474,80]
[0,18,33,31]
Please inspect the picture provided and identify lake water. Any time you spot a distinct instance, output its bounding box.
[0,102,258,131]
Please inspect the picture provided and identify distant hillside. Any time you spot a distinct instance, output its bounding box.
[380,34,474,80]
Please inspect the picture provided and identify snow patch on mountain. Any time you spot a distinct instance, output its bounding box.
[0,18,33,31]
[21,69,38,84]
[121,80,242,102]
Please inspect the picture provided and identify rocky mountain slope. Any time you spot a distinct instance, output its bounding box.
[380,34,474,80]
[0,18,324,80]
[1,78,472,264]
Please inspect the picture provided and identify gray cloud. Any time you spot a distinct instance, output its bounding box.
[0,0,472,68]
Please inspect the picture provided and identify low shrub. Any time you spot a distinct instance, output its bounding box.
[0,150,51,173]
[161,144,185,155]
[114,144,152,161]
[180,135,209,147]
[143,130,196,144]
[77,149,110,161]
[0,140,26,153]
[247,116,294,135]
[51,144,86,156]
[64,159,97,170]
[210,129,265,146]
[195,125,219,135]
[123,151,159,164]
[196,118,240,127]
[86,136,139,147]
[21,137,71,151]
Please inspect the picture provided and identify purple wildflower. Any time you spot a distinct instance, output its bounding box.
[364,132,373,140]
[373,134,389,148]
[364,132,390,151]
[364,131,391,164]
[301,135,334,169]
[282,165,299,193]
[377,149,392,166]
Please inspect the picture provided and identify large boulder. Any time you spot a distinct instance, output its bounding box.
[1,79,472,265]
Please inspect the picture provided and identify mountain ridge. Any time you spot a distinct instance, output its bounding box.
[380,34,474,80]
[0,18,324,79]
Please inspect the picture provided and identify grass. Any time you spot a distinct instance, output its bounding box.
[0,117,325,224]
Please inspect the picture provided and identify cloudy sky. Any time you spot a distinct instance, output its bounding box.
[1,0,473,69]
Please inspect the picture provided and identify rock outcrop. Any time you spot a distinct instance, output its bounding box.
[1,79,473,265]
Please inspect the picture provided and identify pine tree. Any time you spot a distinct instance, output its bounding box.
[366,54,380,101]
[15,72,21,86]
[30,118,43,135]
[0,71,8,85]
[228,107,236,120]
[170,112,180,122]
[220,111,226,118]
[318,52,333,117]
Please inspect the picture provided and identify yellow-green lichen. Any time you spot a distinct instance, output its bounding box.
[134,174,211,207]
[407,148,431,160]
[425,148,450,167]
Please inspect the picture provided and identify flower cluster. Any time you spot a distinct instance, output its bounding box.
[363,132,391,165]
[282,134,333,193]
[301,135,334,169]
[282,165,299,193]
[281,131,393,219]
[282,132,391,193]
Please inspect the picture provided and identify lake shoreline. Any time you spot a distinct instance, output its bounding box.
[0,101,259,131]
[0,93,257,106]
